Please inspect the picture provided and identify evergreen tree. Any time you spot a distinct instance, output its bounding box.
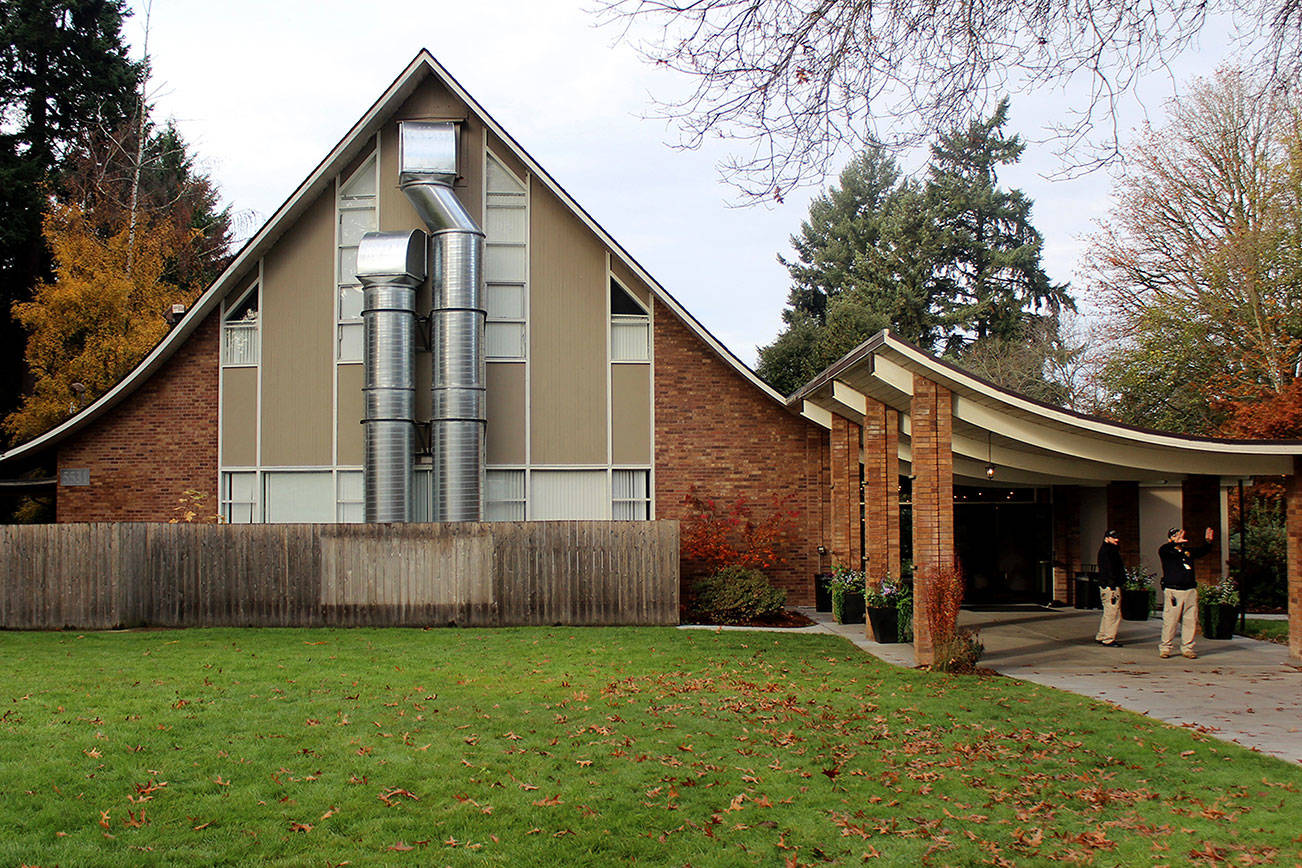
[0,0,140,429]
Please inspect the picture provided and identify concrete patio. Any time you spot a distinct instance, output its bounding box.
[805,604,1302,765]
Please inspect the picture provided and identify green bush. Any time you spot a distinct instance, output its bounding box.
[689,566,787,624]
[932,628,985,673]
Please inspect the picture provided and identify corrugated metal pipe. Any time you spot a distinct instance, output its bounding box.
[357,229,427,523]
[399,121,486,521]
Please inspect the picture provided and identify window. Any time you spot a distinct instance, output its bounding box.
[610,279,649,362]
[220,471,257,523]
[263,471,335,523]
[222,285,259,366]
[485,469,525,521]
[485,155,527,359]
[337,155,377,363]
[337,471,364,523]
[531,470,607,520]
[613,469,651,520]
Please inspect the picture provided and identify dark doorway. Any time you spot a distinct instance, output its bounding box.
[954,486,1052,603]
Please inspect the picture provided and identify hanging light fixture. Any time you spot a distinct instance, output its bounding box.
[985,431,996,480]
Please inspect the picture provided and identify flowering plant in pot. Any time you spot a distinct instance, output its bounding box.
[1200,576,1240,640]
[829,566,865,624]
[863,575,904,643]
[1120,567,1156,621]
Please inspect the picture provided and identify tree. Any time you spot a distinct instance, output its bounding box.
[0,0,140,425]
[597,0,1302,200]
[1086,68,1302,433]
[956,314,1090,409]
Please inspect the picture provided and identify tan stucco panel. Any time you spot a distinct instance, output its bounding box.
[220,366,258,467]
[530,178,608,464]
[486,362,526,465]
[260,186,335,466]
[337,363,364,466]
[609,258,653,310]
[611,363,651,465]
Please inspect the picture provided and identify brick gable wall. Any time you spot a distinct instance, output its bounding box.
[653,302,829,604]
[56,314,220,522]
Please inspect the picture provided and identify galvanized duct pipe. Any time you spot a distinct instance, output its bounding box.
[399,121,486,521]
[357,229,427,523]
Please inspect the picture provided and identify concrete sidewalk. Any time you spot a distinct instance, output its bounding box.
[802,605,1302,765]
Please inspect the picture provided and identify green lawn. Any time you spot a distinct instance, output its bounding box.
[0,627,1298,866]
[1242,619,1289,645]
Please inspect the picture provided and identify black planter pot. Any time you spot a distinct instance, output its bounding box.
[833,590,865,625]
[867,606,899,643]
[1202,603,1237,640]
[815,573,833,612]
[1120,589,1153,621]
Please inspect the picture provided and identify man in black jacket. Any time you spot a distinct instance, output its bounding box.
[1157,526,1214,659]
[1095,530,1125,647]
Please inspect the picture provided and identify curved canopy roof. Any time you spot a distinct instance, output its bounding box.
[792,331,1302,485]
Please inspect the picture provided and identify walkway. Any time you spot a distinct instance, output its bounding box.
[804,605,1302,765]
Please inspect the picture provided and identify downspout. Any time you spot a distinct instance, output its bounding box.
[399,121,486,521]
[357,229,427,522]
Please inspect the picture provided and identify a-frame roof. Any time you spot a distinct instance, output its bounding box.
[0,50,786,467]
[794,330,1302,484]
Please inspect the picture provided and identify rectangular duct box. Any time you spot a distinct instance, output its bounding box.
[399,121,458,182]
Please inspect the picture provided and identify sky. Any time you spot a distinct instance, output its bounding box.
[123,0,1244,367]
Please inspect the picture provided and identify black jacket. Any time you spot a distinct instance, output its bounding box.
[1097,541,1124,588]
[1158,540,1211,590]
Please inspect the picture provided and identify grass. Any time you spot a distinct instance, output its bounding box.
[0,627,1299,867]
[1242,619,1289,645]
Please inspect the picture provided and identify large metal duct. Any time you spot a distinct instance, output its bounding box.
[357,229,427,523]
[399,121,486,522]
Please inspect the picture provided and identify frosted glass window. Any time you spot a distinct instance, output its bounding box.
[221,471,258,523]
[339,247,360,286]
[412,468,434,522]
[486,158,525,194]
[339,207,375,246]
[264,472,335,523]
[486,322,526,359]
[485,205,526,242]
[530,470,607,520]
[486,284,524,319]
[484,154,528,361]
[338,322,363,361]
[341,156,377,198]
[613,469,650,520]
[485,245,527,282]
[486,469,525,521]
[611,316,650,362]
[338,153,377,366]
[337,471,363,523]
[339,285,364,320]
[222,285,260,366]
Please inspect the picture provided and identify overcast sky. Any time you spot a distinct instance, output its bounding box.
[123,0,1242,366]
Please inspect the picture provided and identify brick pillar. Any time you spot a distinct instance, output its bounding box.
[1052,486,1081,603]
[1182,474,1222,586]
[829,415,863,570]
[1285,458,1301,664]
[1106,481,1141,567]
[911,375,954,665]
[863,398,901,581]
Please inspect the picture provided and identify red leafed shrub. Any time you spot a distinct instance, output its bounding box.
[919,563,983,672]
[679,487,800,576]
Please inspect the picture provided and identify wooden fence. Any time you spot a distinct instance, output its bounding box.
[0,521,679,629]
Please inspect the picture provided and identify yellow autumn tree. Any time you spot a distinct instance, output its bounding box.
[3,202,197,443]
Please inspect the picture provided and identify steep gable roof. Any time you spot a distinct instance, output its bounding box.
[1,50,787,467]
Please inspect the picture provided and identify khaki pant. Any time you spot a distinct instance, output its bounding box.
[1160,587,1198,655]
[1095,587,1121,642]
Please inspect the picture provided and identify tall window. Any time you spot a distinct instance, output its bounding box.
[610,278,649,362]
[484,155,527,359]
[485,469,525,520]
[337,155,377,363]
[613,469,651,520]
[222,284,259,366]
[220,471,257,523]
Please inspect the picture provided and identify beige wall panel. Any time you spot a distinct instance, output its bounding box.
[337,363,364,466]
[530,179,608,464]
[486,362,526,465]
[611,364,651,465]
[609,258,653,309]
[221,366,258,466]
[260,186,335,466]
[1139,487,1182,577]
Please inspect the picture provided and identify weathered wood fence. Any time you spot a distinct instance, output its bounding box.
[0,521,679,629]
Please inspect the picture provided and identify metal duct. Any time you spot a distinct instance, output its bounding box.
[399,121,486,522]
[357,229,427,523]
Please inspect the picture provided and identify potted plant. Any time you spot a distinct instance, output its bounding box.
[864,576,904,643]
[829,566,865,625]
[1120,567,1156,621]
[1199,577,1239,640]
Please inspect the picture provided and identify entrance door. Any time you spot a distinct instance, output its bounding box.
[954,486,1052,603]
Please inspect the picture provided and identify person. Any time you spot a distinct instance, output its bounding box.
[1157,526,1214,659]
[1095,529,1125,647]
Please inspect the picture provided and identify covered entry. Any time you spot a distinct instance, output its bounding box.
[793,330,1302,665]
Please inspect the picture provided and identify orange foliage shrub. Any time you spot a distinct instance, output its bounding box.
[679,487,800,577]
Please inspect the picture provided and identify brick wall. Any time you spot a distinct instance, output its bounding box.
[56,314,220,522]
[1052,485,1081,603]
[829,415,862,570]
[863,398,900,580]
[1286,457,1301,664]
[910,374,954,663]
[1181,474,1221,586]
[1106,481,1141,566]
[653,303,829,604]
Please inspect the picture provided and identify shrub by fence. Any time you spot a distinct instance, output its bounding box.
[0,521,679,629]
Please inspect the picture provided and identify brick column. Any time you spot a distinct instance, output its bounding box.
[911,375,954,665]
[863,398,901,581]
[1051,486,1081,603]
[1106,481,1141,567]
[829,415,863,570]
[1285,458,1301,664]
[1182,474,1222,586]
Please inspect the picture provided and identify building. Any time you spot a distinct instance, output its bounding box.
[0,51,1299,659]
